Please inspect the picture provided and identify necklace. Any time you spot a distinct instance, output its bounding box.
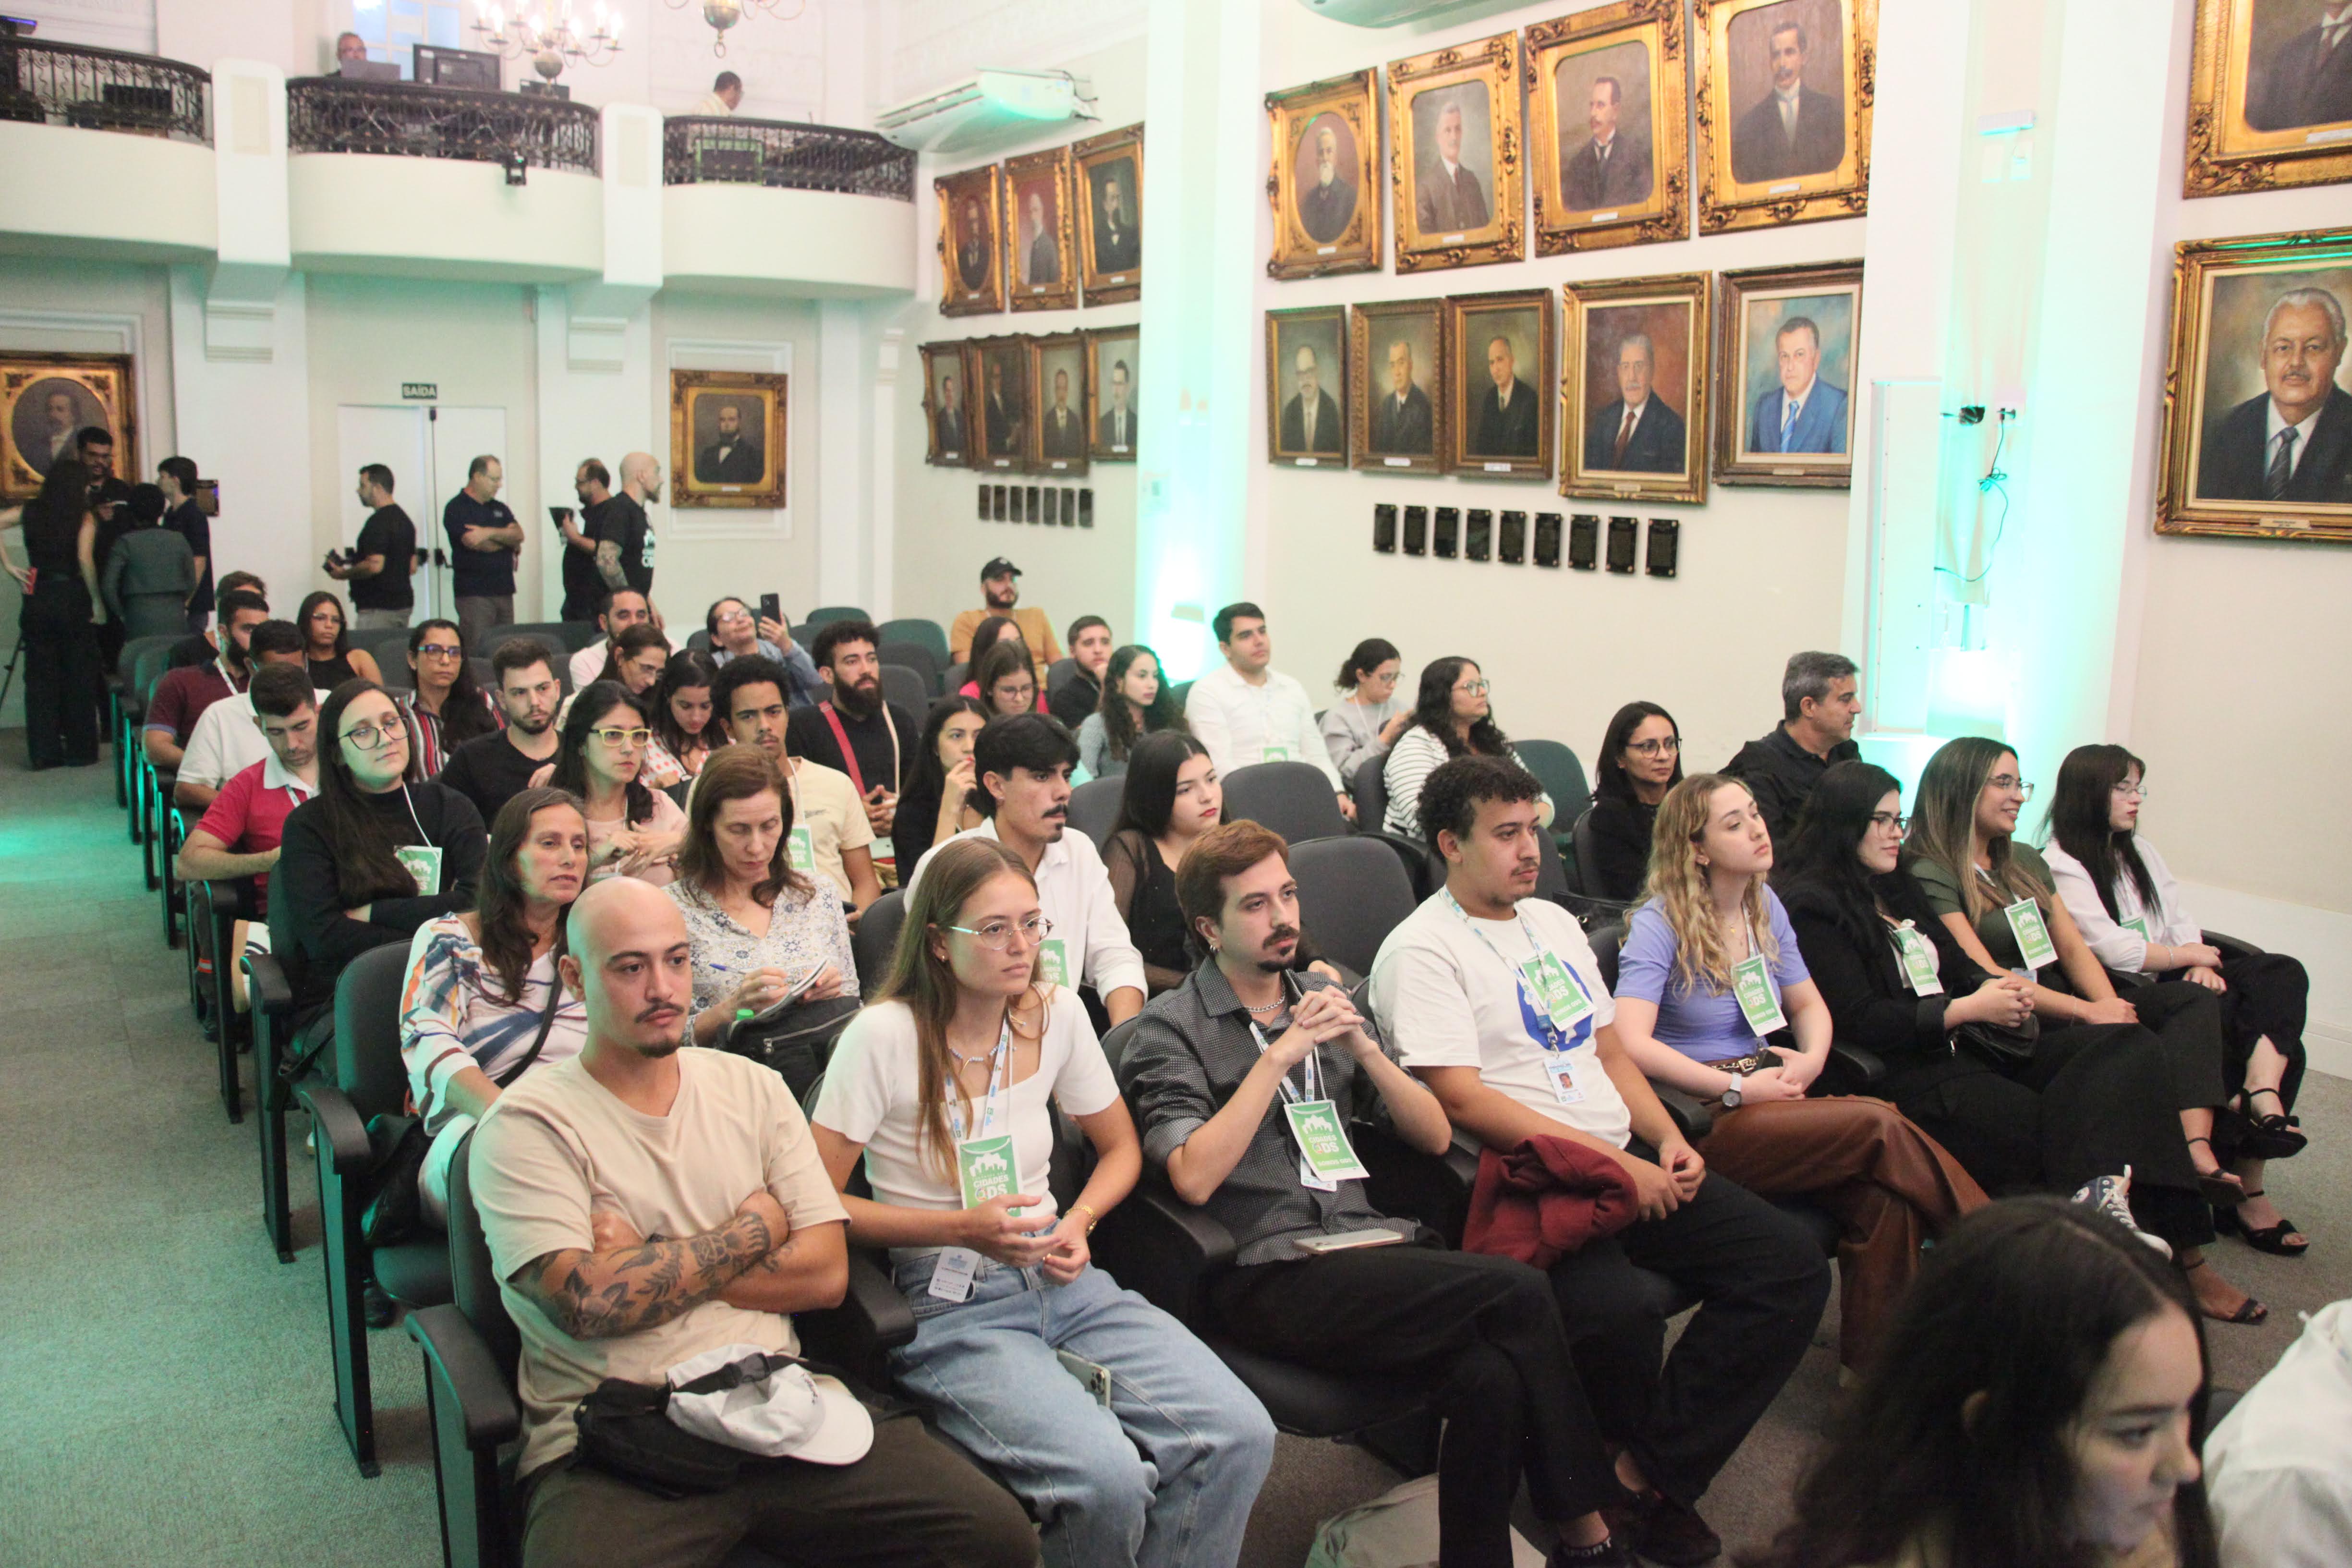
[1243,998,1285,1015]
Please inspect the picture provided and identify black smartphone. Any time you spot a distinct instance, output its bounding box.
[1433,507,1459,559]
[977,485,989,520]
[548,505,573,531]
[1079,488,1094,528]
[991,484,1008,521]
[1499,510,1527,564]
[1403,505,1428,556]
[1646,517,1680,578]
[758,592,782,625]
[1025,486,1041,523]
[1533,512,1563,568]
[1606,515,1638,573]
[1373,503,1397,554]
[1464,509,1492,561]
[1569,513,1599,570]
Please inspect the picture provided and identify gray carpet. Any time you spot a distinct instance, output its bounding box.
[0,738,2340,1568]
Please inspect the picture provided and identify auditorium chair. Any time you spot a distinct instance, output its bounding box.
[851,888,906,997]
[479,621,594,660]
[877,639,942,696]
[1065,775,1123,850]
[880,664,929,719]
[1043,657,1078,703]
[1515,739,1594,845]
[113,633,178,814]
[942,660,968,694]
[193,875,257,1123]
[1349,752,1389,834]
[348,626,412,675]
[159,798,191,948]
[241,945,303,1263]
[875,617,950,669]
[1288,836,1418,979]
[802,605,870,629]
[1218,760,1348,846]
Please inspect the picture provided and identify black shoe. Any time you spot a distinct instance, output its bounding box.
[1610,1489,1722,1567]
[1549,1536,1634,1568]
[363,1279,399,1330]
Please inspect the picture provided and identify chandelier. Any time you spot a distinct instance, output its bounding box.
[666,0,807,58]
[473,0,624,79]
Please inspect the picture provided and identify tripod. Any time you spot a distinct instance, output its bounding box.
[0,624,23,721]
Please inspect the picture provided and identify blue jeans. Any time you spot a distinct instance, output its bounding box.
[889,1254,1275,1568]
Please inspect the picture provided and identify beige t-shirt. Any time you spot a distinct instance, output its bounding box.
[687,754,872,903]
[470,1048,849,1479]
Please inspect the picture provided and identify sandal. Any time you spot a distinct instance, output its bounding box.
[2184,1257,2268,1325]
[2237,1088,2309,1160]
[2215,1191,2309,1258]
[2186,1137,2247,1206]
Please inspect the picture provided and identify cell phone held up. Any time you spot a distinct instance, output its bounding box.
[758,593,783,626]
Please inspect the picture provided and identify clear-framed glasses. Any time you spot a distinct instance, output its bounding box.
[340,718,401,751]
[1455,679,1491,696]
[415,643,464,659]
[1987,774,2037,801]
[1626,736,1681,758]
[2111,781,2148,800]
[1869,812,1910,832]
[590,726,652,748]
[944,913,1055,951]
[715,607,753,626]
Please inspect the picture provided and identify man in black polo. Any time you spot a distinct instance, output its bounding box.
[1720,649,1861,846]
[331,463,416,630]
[438,638,562,819]
[444,453,523,653]
[785,619,920,839]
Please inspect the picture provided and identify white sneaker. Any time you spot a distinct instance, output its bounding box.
[2073,1166,2173,1259]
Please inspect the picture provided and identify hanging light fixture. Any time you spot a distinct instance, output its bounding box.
[473,0,624,80]
[666,0,805,58]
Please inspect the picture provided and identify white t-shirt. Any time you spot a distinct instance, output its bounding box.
[178,687,328,790]
[1370,891,1632,1151]
[905,818,1149,998]
[811,992,1119,1256]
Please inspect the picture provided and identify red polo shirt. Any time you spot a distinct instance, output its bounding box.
[191,756,316,914]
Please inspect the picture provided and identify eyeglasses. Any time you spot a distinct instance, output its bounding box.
[340,719,402,751]
[1454,680,1491,696]
[1626,737,1680,757]
[1869,812,1910,832]
[415,643,464,659]
[2111,782,2148,800]
[1987,775,2037,800]
[590,727,652,747]
[715,608,752,626]
[943,914,1055,951]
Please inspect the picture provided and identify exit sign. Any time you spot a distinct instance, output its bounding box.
[401,382,437,401]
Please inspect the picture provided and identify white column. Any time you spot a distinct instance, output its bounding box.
[870,326,903,620]
[815,300,867,610]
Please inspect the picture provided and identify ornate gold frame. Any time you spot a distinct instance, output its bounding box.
[0,351,136,501]
[1084,327,1140,462]
[1026,331,1091,478]
[1351,297,1449,474]
[1073,122,1144,305]
[1267,71,1384,280]
[919,341,976,469]
[970,335,1033,476]
[935,165,1002,317]
[1443,289,1555,480]
[2184,0,2352,198]
[1003,146,1078,314]
[669,369,788,510]
[1527,0,1691,256]
[1710,259,1862,488]
[1264,305,1350,466]
[1691,0,1875,236]
[1388,31,1523,274]
[1560,272,1710,505]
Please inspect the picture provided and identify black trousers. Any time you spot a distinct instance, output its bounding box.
[1540,1145,1831,1508]
[2217,952,2310,1114]
[22,577,102,767]
[2123,979,2230,1111]
[1211,1242,1611,1568]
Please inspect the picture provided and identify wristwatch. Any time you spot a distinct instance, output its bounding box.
[1722,1071,1746,1108]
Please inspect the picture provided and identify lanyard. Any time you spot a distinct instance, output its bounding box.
[819,702,902,798]
[397,783,431,845]
[1244,974,1321,1105]
[1442,889,1590,1054]
[946,1011,1014,1142]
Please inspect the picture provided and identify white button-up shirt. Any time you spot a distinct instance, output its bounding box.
[2207,1299,2352,1567]
[1183,662,1342,790]
[906,817,1147,1000]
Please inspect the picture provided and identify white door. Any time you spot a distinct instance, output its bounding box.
[427,407,509,623]
[336,404,434,618]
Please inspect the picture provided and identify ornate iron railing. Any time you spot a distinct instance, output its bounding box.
[663,116,913,199]
[0,38,210,144]
[286,76,599,175]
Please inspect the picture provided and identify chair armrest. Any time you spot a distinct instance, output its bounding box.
[1825,1041,1886,1090]
[407,1304,522,1450]
[1357,1120,1476,1245]
[295,1080,374,1176]
[796,1252,916,1369]
[203,878,249,922]
[2202,929,2266,963]
[1090,1182,1235,1322]
[243,949,293,1015]
[1654,1084,1714,1142]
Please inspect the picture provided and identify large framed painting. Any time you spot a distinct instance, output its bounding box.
[1267,71,1383,281]
[1444,289,1555,479]
[2185,0,2352,197]
[1028,332,1090,478]
[1074,123,1144,305]
[1561,273,1709,504]
[1692,0,1876,235]
[1003,146,1078,314]
[921,341,976,469]
[670,370,787,509]
[1265,305,1349,466]
[1388,31,1523,274]
[1352,297,1447,474]
[971,336,1033,475]
[1086,327,1140,461]
[2,352,136,501]
[936,165,1002,317]
[2158,227,2352,541]
[1711,260,1862,488]
[1528,0,1691,255]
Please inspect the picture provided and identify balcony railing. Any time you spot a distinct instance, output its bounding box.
[663,116,913,200]
[0,38,210,144]
[286,76,598,176]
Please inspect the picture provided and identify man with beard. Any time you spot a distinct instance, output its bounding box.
[786,620,921,838]
[695,401,764,485]
[438,639,564,823]
[1296,120,1357,244]
[700,655,883,918]
[144,587,271,772]
[1092,168,1140,273]
[947,556,1061,681]
[956,197,993,292]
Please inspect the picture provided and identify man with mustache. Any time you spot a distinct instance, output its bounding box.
[702,654,883,919]
[1730,16,1844,184]
[904,713,1146,1026]
[1093,168,1139,273]
[1563,74,1653,212]
[786,620,921,838]
[439,639,565,826]
[2196,287,2352,505]
[957,197,993,292]
[1297,119,1357,244]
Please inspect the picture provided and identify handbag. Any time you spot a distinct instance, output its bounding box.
[1951,983,2040,1069]
[726,993,862,1101]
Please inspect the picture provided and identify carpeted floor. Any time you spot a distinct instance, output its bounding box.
[0,735,2341,1568]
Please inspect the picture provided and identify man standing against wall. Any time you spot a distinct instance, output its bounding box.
[331,464,415,630]
[445,454,523,653]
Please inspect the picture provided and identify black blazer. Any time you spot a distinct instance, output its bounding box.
[1471,379,1540,457]
[1780,869,1982,1067]
[2250,24,2352,131]
[1280,390,1343,454]
[1731,85,1843,183]
[1562,134,1653,210]
[1369,384,1434,455]
[2195,385,2352,505]
[1585,795,1657,903]
[1583,396,1686,473]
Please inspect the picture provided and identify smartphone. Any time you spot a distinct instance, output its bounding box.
[548,505,573,531]
[1293,1228,1407,1254]
[1646,517,1680,578]
[991,484,1007,521]
[1079,488,1094,528]
[1433,506,1459,559]
[1464,509,1491,562]
[1372,503,1397,554]
[1498,510,1526,564]
[1055,1349,1114,1409]
[976,484,989,520]
[758,593,782,626]
[1569,513,1599,571]
[1403,505,1428,556]
[1532,512,1563,568]
[1606,515,1638,574]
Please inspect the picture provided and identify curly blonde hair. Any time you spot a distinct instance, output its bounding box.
[1644,773,1778,998]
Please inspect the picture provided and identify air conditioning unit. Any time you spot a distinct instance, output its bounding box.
[876,70,1097,155]
[1289,0,1503,25]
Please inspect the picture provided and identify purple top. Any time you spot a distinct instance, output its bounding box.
[1615,888,1809,1064]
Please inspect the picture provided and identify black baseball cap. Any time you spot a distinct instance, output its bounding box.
[981,558,1021,580]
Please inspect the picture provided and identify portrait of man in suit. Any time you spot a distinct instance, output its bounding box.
[2246,0,2352,132]
[1091,163,1140,274]
[693,399,766,484]
[1370,337,1436,456]
[2196,286,2352,504]
[1470,333,1540,458]
[1097,358,1137,452]
[956,197,992,292]
[1747,316,1850,454]
[1278,341,1343,455]
[1413,92,1491,235]
[983,356,1024,459]
[11,380,101,479]
[1730,11,1845,184]
[1021,190,1060,287]
[1041,367,1086,460]
[933,371,967,457]
[1583,332,1687,474]
[1562,72,1654,212]
[1296,118,1358,244]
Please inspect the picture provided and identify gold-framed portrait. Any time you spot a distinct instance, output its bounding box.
[1692,0,1875,235]
[921,341,976,469]
[1028,331,1090,477]
[1444,289,1554,479]
[1003,146,1077,314]
[1711,259,1862,488]
[971,336,1033,474]
[1085,327,1140,462]
[2185,0,2352,197]
[2157,227,2352,541]
[1353,297,1447,474]
[1074,123,1144,305]
[2,352,136,501]
[1561,273,1709,504]
[1528,0,1692,255]
[1265,305,1349,466]
[1388,31,1523,274]
[671,370,788,509]
[1267,71,1383,281]
[936,166,1002,317]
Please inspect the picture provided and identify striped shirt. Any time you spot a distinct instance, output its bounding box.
[400,914,588,1140]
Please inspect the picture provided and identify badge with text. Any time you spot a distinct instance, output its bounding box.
[1731,954,1788,1036]
[1036,937,1070,988]
[2121,915,2149,942]
[1519,951,1594,1031]
[1260,744,1292,764]
[927,1246,980,1302]
[395,844,444,898]
[1893,924,1943,996]
[2002,898,2058,970]
[788,825,816,872]
[1283,1099,1369,1184]
[955,1134,1022,1210]
[1542,1053,1586,1106]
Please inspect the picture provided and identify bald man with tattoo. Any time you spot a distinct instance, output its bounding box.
[470,877,1033,1568]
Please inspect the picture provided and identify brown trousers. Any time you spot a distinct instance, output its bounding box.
[1697,1096,1988,1372]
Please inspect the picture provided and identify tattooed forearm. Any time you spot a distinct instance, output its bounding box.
[520,1208,775,1339]
[594,539,627,589]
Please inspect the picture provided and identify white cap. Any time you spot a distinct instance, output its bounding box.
[664,1344,874,1466]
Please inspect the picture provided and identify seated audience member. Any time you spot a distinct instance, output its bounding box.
[174,664,322,1009]
[587,621,670,698]
[2205,1295,2352,1567]
[398,618,501,780]
[1104,731,1224,994]
[960,627,1045,717]
[786,620,921,839]
[1587,701,1683,903]
[810,838,1275,1565]
[1370,755,1830,1566]
[398,788,590,1225]
[1906,738,2262,1322]
[297,590,382,690]
[667,745,855,1044]
[704,595,824,702]
[1382,656,1547,838]
[100,483,196,641]
[2045,744,2311,1255]
[545,681,686,887]
[1126,820,1636,1568]
[1186,601,1351,819]
[1720,650,1860,847]
[145,587,270,771]
[1610,772,1986,1374]
[948,556,1061,682]
[1049,614,1112,729]
[470,876,1035,1568]
[646,648,722,784]
[439,638,563,827]
[703,654,882,916]
[272,681,488,1030]
[906,714,1147,1026]
[565,588,680,689]
[1319,636,1409,788]
[1077,643,1186,781]
[891,696,989,872]
[1748,1197,2219,1568]
[163,573,267,670]
[172,619,310,810]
